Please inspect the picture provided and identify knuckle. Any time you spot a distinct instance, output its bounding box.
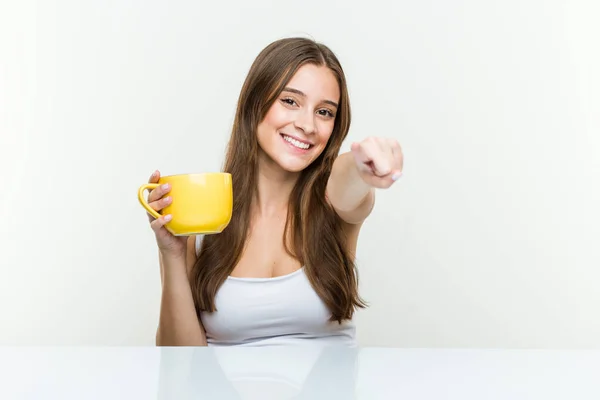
[362,136,375,145]
[149,189,164,202]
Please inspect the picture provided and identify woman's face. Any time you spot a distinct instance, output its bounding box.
[256,64,340,173]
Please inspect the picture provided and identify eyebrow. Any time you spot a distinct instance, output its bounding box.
[282,87,339,108]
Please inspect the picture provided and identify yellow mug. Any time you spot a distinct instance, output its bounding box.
[138,173,233,236]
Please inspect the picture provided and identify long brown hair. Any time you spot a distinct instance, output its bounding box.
[191,37,366,323]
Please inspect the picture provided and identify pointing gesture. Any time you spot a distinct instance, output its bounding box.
[351,137,403,189]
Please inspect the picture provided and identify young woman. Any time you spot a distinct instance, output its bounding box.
[145,37,403,347]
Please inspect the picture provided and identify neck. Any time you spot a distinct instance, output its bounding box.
[253,151,299,218]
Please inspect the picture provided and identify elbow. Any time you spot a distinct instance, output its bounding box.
[155,329,207,346]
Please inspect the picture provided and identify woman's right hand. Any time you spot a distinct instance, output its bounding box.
[146,170,187,258]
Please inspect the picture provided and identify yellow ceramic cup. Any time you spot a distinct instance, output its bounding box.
[138,173,233,236]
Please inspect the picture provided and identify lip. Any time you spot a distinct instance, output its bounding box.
[280,133,313,146]
[280,133,312,153]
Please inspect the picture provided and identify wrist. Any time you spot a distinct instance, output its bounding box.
[159,250,187,272]
[341,151,371,186]
[159,246,186,260]
[355,167,375,189]
[328,152,373,212]
[163,265,190,284]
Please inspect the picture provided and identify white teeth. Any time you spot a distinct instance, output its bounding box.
[283,135,310,150]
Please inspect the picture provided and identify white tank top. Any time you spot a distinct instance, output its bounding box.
[195,235,356,347]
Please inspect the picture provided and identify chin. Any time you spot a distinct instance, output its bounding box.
[275,156,314,173]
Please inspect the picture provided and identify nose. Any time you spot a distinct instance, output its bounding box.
[293,109,316,135]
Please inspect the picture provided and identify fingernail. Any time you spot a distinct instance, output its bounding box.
[164,196,171,202]
[164,214,172,222]
[161,183,169,190]
[392,172,403,181]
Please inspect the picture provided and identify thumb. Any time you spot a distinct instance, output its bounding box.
[391,170,403,181]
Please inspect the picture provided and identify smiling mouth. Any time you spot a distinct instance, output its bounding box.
[280,133,313,150]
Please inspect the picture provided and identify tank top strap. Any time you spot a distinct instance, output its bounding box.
[195,234,205,257]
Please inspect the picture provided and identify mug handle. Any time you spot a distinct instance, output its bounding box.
[138,183,162,219]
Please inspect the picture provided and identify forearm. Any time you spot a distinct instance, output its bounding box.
[327,152,373,212]
[156,255,207,346]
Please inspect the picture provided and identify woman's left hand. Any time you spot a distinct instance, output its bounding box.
[351,137,403,189]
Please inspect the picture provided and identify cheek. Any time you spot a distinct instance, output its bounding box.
[262,103,290,128]
[316,122,335,145]
[261,112,277,129]
[257,109,282,141]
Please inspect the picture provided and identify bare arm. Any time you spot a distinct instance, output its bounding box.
[156,236,207,346]
[327,139,403,225]
[327,151,375,224]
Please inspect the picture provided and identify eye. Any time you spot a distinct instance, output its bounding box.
[281,98,297,107]
[317,109,335,118]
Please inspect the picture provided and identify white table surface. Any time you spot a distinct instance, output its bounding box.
[1,346,598,399]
